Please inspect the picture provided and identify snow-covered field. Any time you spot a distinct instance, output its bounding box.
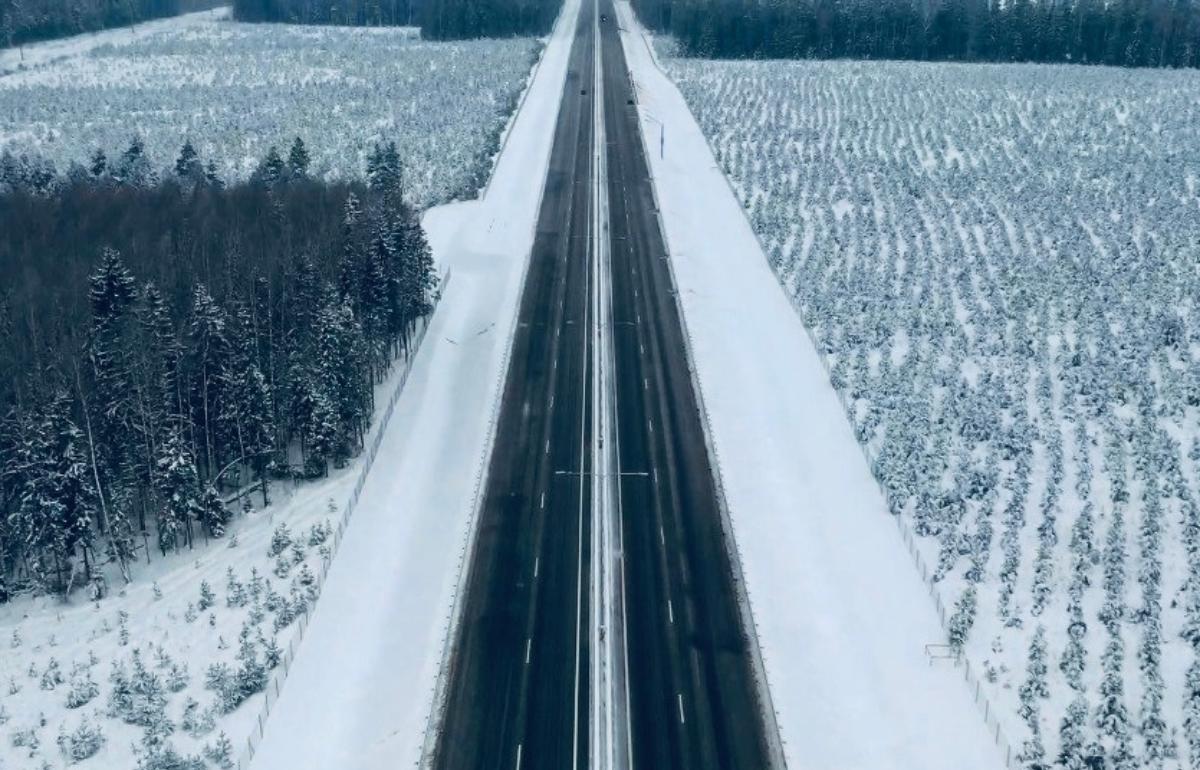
[0,11,538,205]
[652,31,1200,770]
[0,401,367,770]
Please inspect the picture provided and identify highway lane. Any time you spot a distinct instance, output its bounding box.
[434,0,771,766]
[597,0,773,766]
[432,3,595,768]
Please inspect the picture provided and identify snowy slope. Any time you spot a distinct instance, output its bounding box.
[247,0,581,766]
[613,4,1007,768]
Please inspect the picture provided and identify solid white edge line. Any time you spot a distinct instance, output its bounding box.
[573,7,598,764]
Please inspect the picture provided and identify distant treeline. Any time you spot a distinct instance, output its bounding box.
[232,0,415,26]
[634,0,1200,68]
[232,0,559,39]
[416,0,558,39]
[0,0,221,49]
[0,139,436,600]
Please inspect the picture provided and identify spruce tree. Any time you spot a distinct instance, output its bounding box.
[188,284,232,479]
[287,137,310,177]
[174,141,202,181]
[154,428,200,554]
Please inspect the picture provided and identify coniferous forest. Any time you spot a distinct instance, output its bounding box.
[232,0,560,40]
[634,0,1200,68]
[231,0,415,26]
[0,139,437,602]
[0,0,222,49]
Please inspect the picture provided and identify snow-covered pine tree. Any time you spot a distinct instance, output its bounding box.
[395,206,435,350]
[257,146,285,185]
[188,283,232,481]
[1017,625,1049,766]
[47,389,101,595]
[174,141,202,182]
[154,428,201,554]
[85,248,140,576]
[948,584,977,653]
[222,301,277,505]
[1095,480,1135,768]
[287,137,310,178]
[115,136,155,187]
[327,294,370,465]
[338,191,365,306]
[197,485,228,540]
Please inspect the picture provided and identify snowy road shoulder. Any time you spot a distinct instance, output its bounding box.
[613,4,1006,768]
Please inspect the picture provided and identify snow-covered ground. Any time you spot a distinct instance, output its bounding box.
[0,342,430,770]
[0,9,536,206]
[653,37,1200,770]
[614,4,1009,768]
[247,0,580,766]
[0,8,230,76]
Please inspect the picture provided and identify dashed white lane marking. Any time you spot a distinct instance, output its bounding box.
[550,394,556,409]
[516,743,523,770]
[668,599,674,625]
[659,525,665,546]
[541,492,546,509]
[526,638,532,665]
[648,417,654,434]
[643,377,648,391]
[546,438,551,455]
[535,557,540,578]
[677,693,686,724]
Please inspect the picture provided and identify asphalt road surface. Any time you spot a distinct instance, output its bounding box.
[433,4,595,768]
[597,0,770,766]
[433,0,770,765]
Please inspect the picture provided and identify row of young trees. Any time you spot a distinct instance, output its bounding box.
[231,0,559,40]
[664,53,1200,766]
[0,138,437,601]
[636,0,1200,68]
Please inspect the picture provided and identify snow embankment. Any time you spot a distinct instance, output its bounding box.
[0,8,230,76]
[613,4,1006,768]
[247,0,580,768]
